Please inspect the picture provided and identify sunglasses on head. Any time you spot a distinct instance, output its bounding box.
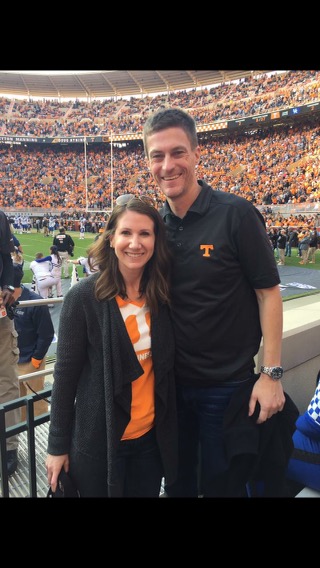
[115,194,155,207]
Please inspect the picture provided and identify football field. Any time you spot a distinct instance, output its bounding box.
[13,229,320,301]
[14,230,97,283]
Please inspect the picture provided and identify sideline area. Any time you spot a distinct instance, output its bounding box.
[279,264,320,299]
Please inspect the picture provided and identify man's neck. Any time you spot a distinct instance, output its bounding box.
[168,182,201,219]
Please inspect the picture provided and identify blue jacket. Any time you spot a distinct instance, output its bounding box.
[13,286,55,362]
[286,377,320,491]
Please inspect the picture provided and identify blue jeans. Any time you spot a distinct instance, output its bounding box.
[109,427,164,497]
[165,379,252,497]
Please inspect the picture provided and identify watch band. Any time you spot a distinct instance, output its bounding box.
[3,285,15,293]
[260,365,283,380]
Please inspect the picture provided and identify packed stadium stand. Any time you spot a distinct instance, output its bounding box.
[0,70,320,218]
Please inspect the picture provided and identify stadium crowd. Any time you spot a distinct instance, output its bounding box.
[0,70,320,223]
[0,70,319,137]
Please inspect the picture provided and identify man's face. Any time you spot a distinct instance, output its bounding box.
[146,127,200,201]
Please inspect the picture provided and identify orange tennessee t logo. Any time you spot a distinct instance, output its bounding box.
[200,244,214,257]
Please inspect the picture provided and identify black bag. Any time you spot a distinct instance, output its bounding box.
[47,469,80,498]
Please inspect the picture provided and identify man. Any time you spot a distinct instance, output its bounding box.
[143,108,286,497]
[12,264,54,421]
[52,226,75,278]
[277,229,287,266]
[0,210,20,476]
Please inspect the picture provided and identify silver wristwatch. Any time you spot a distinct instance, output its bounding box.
[260,366,284,380]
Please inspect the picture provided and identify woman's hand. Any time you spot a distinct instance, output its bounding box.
[46,454,69,493]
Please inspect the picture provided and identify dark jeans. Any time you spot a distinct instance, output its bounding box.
[165,378,252,498]
[70,427,163,497]
[109,427,164,498]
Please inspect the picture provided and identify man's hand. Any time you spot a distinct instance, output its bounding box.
[248,374,285,424]
[1,288,14,307]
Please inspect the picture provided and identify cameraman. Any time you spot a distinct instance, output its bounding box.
[52,226,75,279]
[0,210,20,476]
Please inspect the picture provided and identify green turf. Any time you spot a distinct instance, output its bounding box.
[14,230,320,301]
[15,230,97,283]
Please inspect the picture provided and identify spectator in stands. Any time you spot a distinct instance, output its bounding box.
[11,265,54,421]
[46,197,178,497]
[0,210,20,477]
[143,107,288,497]
[52,227,74,278]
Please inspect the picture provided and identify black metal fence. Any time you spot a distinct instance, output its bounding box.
[0,387,52,497]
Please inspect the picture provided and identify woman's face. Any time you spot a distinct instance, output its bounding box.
[110,210,155,274]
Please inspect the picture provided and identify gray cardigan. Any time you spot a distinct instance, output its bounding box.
[47,273,178,490]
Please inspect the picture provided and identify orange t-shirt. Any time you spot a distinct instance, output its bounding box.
[116,295,155,440]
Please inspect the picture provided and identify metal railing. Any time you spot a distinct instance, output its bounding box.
[0,387,52,497]
[0,295,60,497]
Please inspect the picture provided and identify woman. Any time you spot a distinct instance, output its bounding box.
[29,252,59,299]
[46,196,178,497]
[35,245,63,297]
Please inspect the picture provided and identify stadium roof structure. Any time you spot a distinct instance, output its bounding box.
[0,70,273,100]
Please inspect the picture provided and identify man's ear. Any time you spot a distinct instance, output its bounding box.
[194,145,201,164]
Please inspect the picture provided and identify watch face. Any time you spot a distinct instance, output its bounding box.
[271,367,283,379]
[261,366,283,379]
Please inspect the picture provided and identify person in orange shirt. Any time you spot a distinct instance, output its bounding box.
[46,196,178,497]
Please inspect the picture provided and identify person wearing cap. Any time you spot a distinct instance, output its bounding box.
[52,226,75,278]
[12,265,54,421]
[0,209,20,477]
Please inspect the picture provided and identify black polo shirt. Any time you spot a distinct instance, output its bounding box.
[161,181,280,386]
